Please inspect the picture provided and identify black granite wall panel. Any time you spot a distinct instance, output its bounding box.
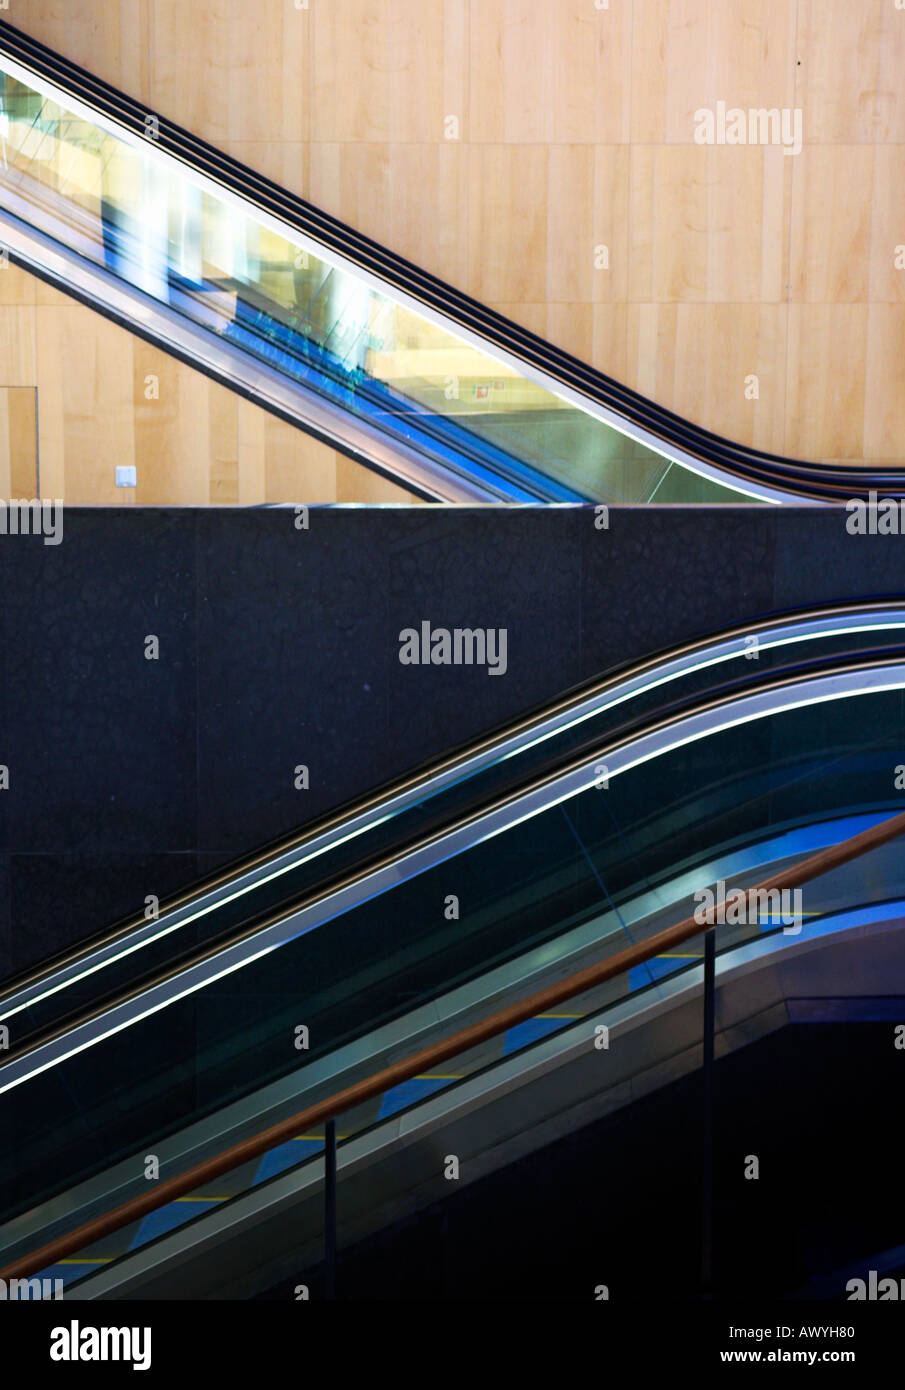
[0,505,901,977]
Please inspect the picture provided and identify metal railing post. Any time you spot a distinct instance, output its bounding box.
[5,808,904,1284]
[324,1118,337,1300]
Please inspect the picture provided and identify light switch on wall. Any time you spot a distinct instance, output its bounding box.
[115,466,137,488]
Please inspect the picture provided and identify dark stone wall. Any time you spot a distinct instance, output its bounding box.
[0,504,901,978]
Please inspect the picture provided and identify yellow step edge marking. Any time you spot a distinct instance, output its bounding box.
[59,1258,115,1265]
[293,1134,351,1142]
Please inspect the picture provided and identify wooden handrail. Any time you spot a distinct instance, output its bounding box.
[4,806,905,1283]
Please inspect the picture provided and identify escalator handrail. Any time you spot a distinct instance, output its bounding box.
[3,803,904,1283]
[0,17,901,501]
[2,648,901,1090]
[2,599,902,1017]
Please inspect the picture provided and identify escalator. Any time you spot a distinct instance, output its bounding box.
[1,603,905,1296]
[1,19,900,506]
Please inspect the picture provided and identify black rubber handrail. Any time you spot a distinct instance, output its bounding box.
[1,599,901,1015]
[4,802,905,1284]
[0,18,900,501]
[2,643,903,1077]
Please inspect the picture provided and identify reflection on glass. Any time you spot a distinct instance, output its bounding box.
[1,681,902,1242]
[24,682,905,1292]
[0,58,754,503]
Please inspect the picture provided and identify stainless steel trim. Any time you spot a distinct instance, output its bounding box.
[0,809,884,1263]
[0,658,901,1096]
[69,906,905,1299]
[0,47,813,507]
[3,603,900,1028]
[0,208,505,506]
[3,606,901,1028]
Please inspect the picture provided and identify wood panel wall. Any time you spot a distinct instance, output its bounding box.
[5,0,905,491]
[0,262,422,503]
